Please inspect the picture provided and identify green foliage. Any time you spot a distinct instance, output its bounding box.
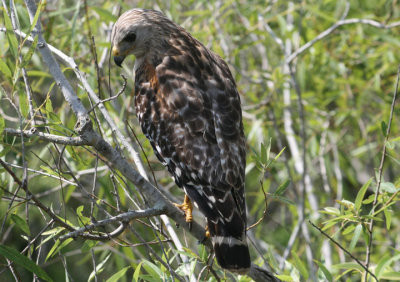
[0,0,399,281]
[0,244,53,281]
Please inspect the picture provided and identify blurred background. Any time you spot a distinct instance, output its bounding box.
[0,0,399,281]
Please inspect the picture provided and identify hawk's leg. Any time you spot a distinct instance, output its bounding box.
[174,194,193,229]
[205,225,210,239]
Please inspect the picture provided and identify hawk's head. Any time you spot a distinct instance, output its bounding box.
[111,9,170,67]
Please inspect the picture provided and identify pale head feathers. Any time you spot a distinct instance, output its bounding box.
[111,9,179,62]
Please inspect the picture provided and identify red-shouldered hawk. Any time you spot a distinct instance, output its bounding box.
[111,9,250,273]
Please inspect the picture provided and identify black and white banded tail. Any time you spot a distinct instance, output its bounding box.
[185,185,251,273]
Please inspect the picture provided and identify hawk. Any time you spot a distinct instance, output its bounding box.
[111,9,250,273]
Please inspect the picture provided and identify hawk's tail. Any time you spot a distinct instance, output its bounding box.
[208,219,251,274]
[185,186,251,273]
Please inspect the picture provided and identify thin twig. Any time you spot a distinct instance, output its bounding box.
[0,158,76,232]
[60,207,166,240]
[247,180,268,231]
[87,74,127,113]
[364,65,400,281]
[4,128,90,146]
[286,18,400,64]
[309,220,377,281]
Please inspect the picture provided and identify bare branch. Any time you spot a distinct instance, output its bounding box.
[4,128,90,146]
[23,1,87,118]
[0,158,76,233]
[309,220,377,281]
[365,64,400,281]
[60,207,166,240]
[286,18,400,64]
[87,74,127,114]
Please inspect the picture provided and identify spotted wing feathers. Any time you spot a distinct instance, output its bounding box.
[133,17,250,272]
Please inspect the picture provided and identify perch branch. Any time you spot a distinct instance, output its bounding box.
[60,207,167,240]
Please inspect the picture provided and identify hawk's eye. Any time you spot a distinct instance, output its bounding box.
[123,32,136,42]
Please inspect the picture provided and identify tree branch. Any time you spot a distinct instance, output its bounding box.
[286,18,400,64]
[364,64,400,281]
[309,220,378,280]
[4,128,90,146]
[60,207,166,240]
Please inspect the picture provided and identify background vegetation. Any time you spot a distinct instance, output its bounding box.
[1,0,399,281]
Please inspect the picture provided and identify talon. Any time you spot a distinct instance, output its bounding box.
[174,195,193,227]
[205,225,210,239]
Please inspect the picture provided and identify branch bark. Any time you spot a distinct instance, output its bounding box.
[286,18,400,64]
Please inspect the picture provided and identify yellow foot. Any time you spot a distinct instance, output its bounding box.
[205,225,210,239]
[174,195,193,229]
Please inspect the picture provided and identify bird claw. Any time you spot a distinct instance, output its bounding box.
[174,195,193,229]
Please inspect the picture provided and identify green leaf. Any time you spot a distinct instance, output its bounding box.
[0,60,12,78]
[0,85,5,99]
[260,142,267,164]
[375,254,400,278]
[261,139,271,165]
[380,182,397,193]
[349,224,362,251]
[91,7,118,22]
[197,243,208,262]
[379,271,400,280]
[12,66,21,86]
[0,116,5,136]
[291,251,309,279]
[46,98,53,113]
[37,227,65,250]
[332,262,364,273]
[106,266,130,282]
[132,262,142,282]
[40,165,63,177]
[45,238,73,262]
[81,240,98,253]
[26,1,44,37]
[10,214,30,235]
[273,195,295,205]
[274,179,290,196]
[355,178,373,211]
[141,260,163,278]
[381,121,387,137]
[321,207,340,216]
[383,208,392,229]
[314,260,332,282]
[274,147,286,161]
[375,254,392,278]
[19,91,29,119]
[88,253,111,281]
[76,205,90,226]
[0,244,53,281]
[20,36,38,69]
[342,224,355,235]
[275,274,296,281]
[3,13,19,59]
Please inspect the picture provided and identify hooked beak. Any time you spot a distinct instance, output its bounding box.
[114,55,126,67]
[112,46,126,67]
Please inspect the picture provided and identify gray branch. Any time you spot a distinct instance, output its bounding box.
[4,128,90,146]
[60,206,166,241]
[286,18,400,64]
